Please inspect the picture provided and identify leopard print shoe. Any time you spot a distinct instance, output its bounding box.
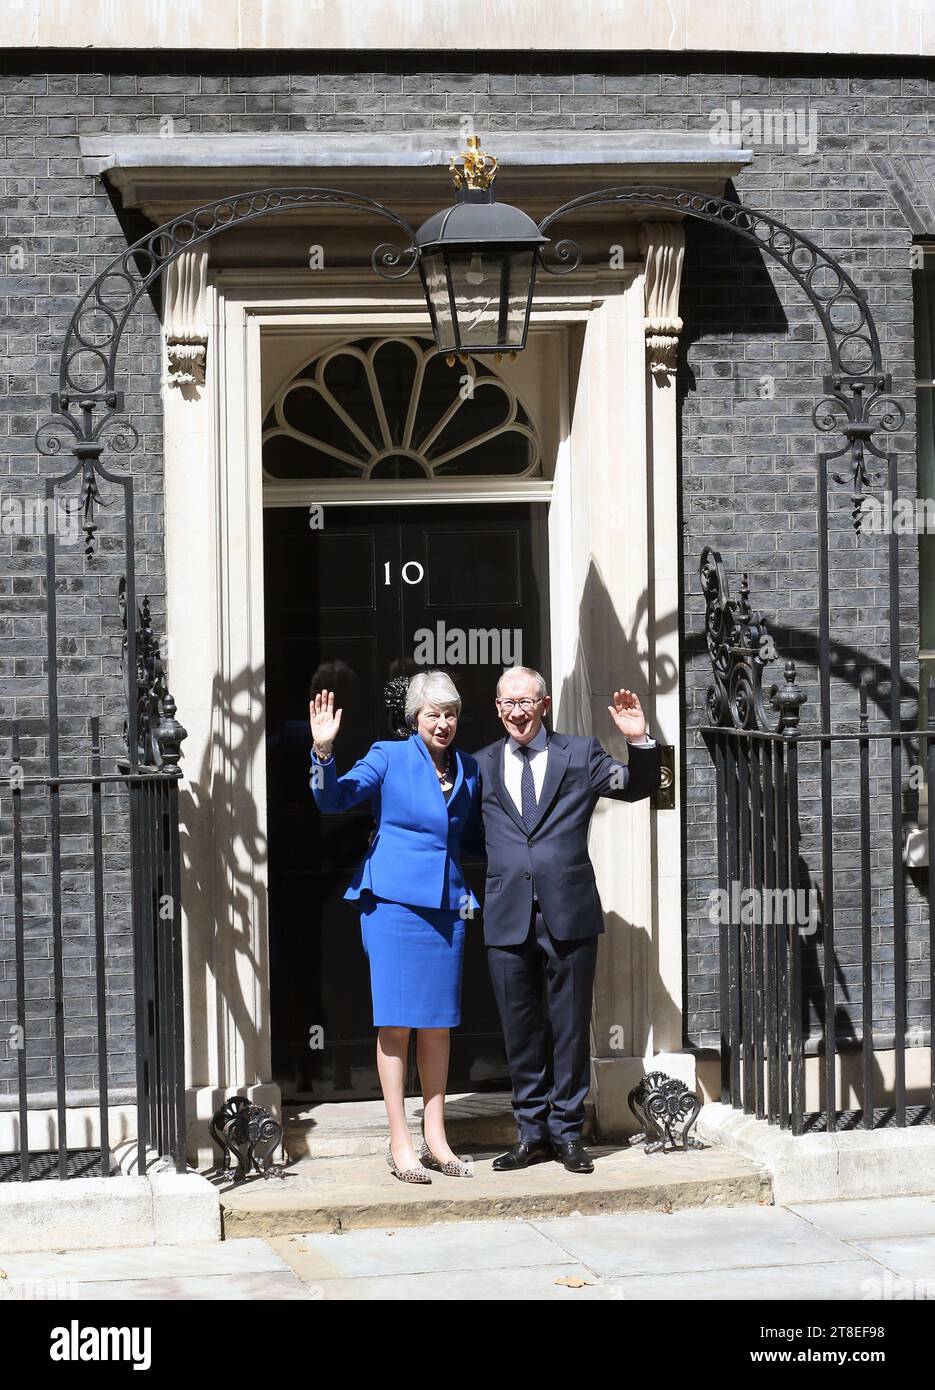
[386,1139,432,1184]
[419,1139,474,1178]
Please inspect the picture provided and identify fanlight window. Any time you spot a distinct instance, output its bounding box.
[262,335,541,480]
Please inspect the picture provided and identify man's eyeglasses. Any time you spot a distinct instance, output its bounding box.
[497,697,543,712]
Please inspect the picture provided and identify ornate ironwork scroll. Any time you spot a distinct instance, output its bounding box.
[701,546,806,733]
[627,1071,703,1153]
[209,1096,285,1183]
[34,188,420,505]
[118,576,187,773]
[34,417,139,557]
[537,185,904,511]
[64,189,418,404]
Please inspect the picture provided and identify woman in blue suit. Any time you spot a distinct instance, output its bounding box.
[309,670,483,1184]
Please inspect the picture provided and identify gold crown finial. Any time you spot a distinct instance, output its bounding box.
[449,135,498,192]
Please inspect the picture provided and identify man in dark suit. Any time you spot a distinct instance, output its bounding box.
[474,666,661,1174]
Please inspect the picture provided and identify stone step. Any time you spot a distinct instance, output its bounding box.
[281,1092,594,1160]
[219,1143,771,1237]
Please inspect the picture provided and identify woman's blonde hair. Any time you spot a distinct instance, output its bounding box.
[405,670,462,726]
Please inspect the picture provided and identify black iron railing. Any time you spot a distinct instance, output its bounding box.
[1,716,185,1178]
[128,765,186,1175]
[700,548,935,1134]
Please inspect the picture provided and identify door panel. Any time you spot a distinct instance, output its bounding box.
[422,529,521,608]
[264,502,549,1101]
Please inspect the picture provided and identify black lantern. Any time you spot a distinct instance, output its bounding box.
[417,137,548,359]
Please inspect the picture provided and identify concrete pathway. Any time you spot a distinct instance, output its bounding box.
[3,1195,935,1300]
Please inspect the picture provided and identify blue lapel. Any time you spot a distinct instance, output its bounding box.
[449,748,465,806]
[410,732,463,816]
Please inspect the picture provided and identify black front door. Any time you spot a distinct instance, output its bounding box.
[264,502,549,1101]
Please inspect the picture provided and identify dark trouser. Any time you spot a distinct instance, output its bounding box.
[487,901,598,1144]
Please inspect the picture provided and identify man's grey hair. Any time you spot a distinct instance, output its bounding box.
[405,670,462,724]
[496,666,548,699]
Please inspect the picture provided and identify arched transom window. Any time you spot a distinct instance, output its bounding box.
[262,335,542,481]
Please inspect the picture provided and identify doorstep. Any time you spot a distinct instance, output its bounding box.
[217,1142,771,1237]
[281,1091,593,1160]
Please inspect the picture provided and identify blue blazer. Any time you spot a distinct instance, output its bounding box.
[310,735,484,913]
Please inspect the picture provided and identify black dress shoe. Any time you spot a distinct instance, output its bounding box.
[550,1139,594,1173]
[492,1139,553,1171]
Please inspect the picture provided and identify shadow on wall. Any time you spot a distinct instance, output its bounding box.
[553,558,681,1062]
[684,622,920,730]
[177,663,269,1092]
[553,558,680,735]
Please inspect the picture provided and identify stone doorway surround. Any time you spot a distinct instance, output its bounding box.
[78,132,751,1168]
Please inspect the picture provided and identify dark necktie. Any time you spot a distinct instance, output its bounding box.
[518,746,538,829]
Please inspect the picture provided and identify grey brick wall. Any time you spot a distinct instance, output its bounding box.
[0,52,929,1101]
[676,73,924,1051]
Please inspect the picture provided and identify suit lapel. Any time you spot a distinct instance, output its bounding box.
[448,747,465,808]
[409,733,449,827]
[526,731,571,834]
[486,738,527,835]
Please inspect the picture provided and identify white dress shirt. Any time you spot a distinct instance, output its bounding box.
[502,723,655,813]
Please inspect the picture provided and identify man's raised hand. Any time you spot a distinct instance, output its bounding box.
[607,688,646,742]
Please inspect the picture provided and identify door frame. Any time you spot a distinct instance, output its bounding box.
[163,260,684,1162]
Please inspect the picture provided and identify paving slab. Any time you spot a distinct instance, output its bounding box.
[788,1195,935,1242]
[0,1237,284,1284]
[45,1272,315,1301]
[527,1204,867,1279]
[605,1259,908,1302]
[849,1233,935,1291]
[6,1203,935,1303]
[263,1234,345,1283]
[219,1143,771,1236]
[296,1215,563,1277]
[312,1265,615,1300]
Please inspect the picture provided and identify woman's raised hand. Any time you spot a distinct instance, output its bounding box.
[309,688,343,758]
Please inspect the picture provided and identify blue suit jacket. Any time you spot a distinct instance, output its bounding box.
[310,735,483,913]
[473,731,661,945]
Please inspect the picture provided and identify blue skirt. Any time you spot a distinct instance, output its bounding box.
[358,892,465,1028]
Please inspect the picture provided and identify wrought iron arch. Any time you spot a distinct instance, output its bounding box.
[540,185,879,376]
[40,187,420,452]
[39,181,902,472]
[537,186,905,510]
[33,179,906,753]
